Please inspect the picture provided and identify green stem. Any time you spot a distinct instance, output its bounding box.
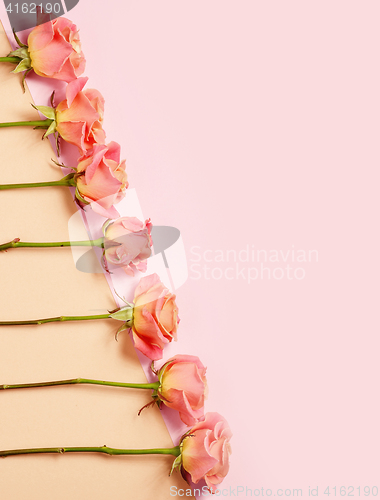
[0,57,21,63]
[0,237,105,251]
[0,445,181,458]
[0,313,112,326]
[0,378,160,391]
[0,118,53,128]
[0,177,76,190]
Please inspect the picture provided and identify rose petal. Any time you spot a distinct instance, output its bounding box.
[134,274,162,298]
[28,21,54,52]
[29,29,72,76]
[162,363,206,409]
[56,121,86,152]
[104,141,121,162]
[66,77,88,107]
[164,388,204,425]
[181,430,218,484]
[133,308,167,346]
[89,200,120,219]
[132,330,164,361]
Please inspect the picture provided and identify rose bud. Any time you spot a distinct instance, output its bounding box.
[172,413,232,494]
[155,355,208,425]
[35,77,105,153]
[9,18,85,82]
[73,142,128,218]
[102,217,152,275]
[131,274,179,360]
[4,77,105,152]
[55,77,105,153]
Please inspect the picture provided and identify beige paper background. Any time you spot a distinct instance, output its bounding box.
[0,23,193,499]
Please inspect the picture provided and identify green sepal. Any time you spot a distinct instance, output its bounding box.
[33,105,56,121]
[178,430,195,451]
[9,47,31,75]
[55,132,60,157]
[13,29,28,48]
[21,68,32,93]
[170,454,182,476]
[12,57,31,74]
[112,289,133,307]
[110,306,134,324]
[52,158,67,168]
[114,322,130,341]
[52,158,77,171]
[8,47,29,60]
[157,358,176,383]
[75,186,90,205]
[101,218,113,236]
[43,120,57,138]
[60,173,77,186]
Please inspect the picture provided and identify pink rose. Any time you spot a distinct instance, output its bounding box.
[56,77,105,153]
[75,142,128,218]
[156,355,207,425]
[103,217,152,275]
[180,413,232,493]
[27,18,85,82]
[132,274,179,360]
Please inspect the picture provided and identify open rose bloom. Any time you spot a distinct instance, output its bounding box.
[132,274,179,360]
[55,77,106,153]
[74,142,128,218]
[178,413,232,493]
[9,17,85,82]
[102,217,152,275]
[27,18,85,82]
[156,355,207,425]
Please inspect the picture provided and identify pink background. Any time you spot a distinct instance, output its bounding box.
[1,0,380,497]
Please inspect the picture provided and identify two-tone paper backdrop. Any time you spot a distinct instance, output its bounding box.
[1,1,379,499]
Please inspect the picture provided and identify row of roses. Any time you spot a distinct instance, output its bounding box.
[0,16,232,494]
[1,19,127,218]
